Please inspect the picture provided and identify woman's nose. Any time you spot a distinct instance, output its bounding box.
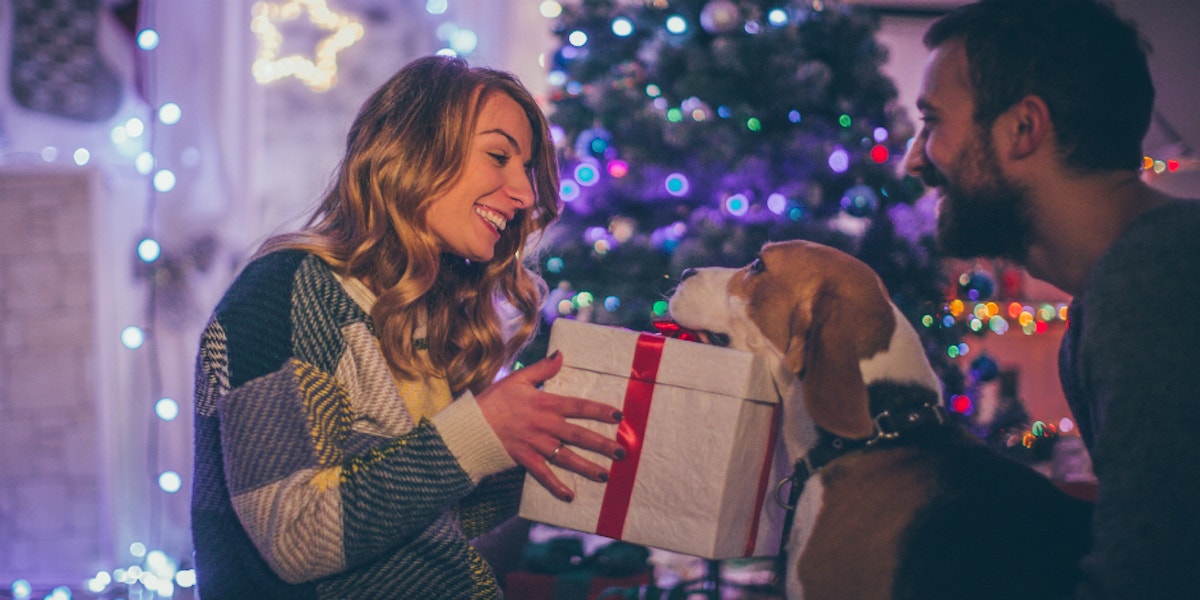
[508,172,535,209]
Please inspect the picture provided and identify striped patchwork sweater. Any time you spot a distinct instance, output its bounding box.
[191,250,523,599]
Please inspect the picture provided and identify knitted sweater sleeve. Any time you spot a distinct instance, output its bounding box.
[200,252,517,585]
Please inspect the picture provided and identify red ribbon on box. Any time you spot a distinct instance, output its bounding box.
[595,332,780,557]
[596,333,663,538]
[744,402,780,555]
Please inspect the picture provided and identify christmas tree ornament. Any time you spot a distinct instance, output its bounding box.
[8,0,122,122]
[700,0,742,34]
[840,184,879,217]
[574,126,613,160]
[959,269,996,301]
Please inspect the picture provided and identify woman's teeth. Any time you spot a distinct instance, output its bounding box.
[475,206,507,231]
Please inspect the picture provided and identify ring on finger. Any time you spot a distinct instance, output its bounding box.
[549,442,565,465]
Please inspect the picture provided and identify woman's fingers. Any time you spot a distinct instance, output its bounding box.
[476,350,631,500]
[522,440,610,502]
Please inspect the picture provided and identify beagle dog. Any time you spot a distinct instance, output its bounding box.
[668,240,1092,600]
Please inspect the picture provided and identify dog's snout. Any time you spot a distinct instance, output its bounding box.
[679,268,698,281]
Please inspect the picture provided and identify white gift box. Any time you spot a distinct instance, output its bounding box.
[519,319,786,560]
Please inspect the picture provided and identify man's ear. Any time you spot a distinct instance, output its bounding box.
[1000,94,1052,160]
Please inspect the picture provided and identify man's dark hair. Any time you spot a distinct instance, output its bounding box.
[924,0,1154,172]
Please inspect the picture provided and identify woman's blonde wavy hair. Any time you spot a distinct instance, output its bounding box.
[260,55,561,395]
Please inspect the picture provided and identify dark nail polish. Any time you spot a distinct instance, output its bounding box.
[612,410,623,422]
[562,492,574,503]
[549,350,561,360]
[597,471,609,483]
[613,447,626,461]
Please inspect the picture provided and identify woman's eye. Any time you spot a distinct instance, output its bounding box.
[749,258,765,274]
[489,152,510,166]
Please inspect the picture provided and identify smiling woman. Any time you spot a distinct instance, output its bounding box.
[190,55,627,599]
[425,91,536,263]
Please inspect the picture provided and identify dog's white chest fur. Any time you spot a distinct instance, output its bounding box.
[785,476,825,600]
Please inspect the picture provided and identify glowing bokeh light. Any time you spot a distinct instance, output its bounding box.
[121,326,145,349]
[664,173,690,197]
[159,471,183,493]
[870,144,889,163]
[539,1,563,18]
[827,147,849,173]
[156,397,179,421]
[158,102,182,125]
[767,193,788,214]
[560,178,580,202]
[652,300,669,316]
[951,394,972,413]
[612,17,634,37]
[137,238,161,263]
[153,169,176,192]
[574,162,600,187]
[137,29,160,50]
[666,15,688,34]
[725,193,750,216]
[135,151,155,175]
[449,29,478,54]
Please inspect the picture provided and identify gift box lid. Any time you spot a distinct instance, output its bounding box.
[548,319,777,405]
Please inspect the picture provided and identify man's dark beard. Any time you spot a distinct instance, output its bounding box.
[932,140,1033,261]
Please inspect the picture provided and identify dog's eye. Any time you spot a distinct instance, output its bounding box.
[749,258,765,274]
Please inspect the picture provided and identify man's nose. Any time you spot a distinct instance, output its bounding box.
[902,136,928,179]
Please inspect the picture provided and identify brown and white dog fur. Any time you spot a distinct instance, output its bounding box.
[668,240,1092,600]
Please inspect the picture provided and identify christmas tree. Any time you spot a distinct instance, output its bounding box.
[524,0,966,399]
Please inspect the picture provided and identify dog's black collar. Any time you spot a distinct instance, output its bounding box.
[774,392,946,565]
[775,397,946,510]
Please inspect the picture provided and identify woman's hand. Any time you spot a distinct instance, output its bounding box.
[475,351,625,502]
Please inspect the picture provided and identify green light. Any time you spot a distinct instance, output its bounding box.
[838,114,852,128]
[652,300,669,316]
[947,345,960,358]
[667,108,683,122]
[746,117,762,131]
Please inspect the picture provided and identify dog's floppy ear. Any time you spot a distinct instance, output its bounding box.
[797,285,876,439]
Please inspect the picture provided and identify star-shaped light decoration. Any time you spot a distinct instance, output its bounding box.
[251,0,364,92]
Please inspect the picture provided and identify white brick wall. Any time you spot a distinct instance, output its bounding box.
[0,166,104,586]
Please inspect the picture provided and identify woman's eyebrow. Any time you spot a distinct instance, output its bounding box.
[480,128,522,154]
